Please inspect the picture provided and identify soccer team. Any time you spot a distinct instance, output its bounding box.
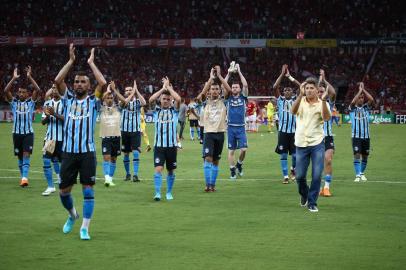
[4,44,374,239]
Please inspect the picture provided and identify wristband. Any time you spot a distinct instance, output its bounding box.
[288,75,295,82]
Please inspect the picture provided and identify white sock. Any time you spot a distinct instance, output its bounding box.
[324,182,330,189]
[105,175,110,182]
[81,218,91,230]
[69,207,78,219]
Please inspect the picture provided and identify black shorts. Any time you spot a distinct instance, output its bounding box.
[13,133,34,158]
[102,137,121,157]
[189,120,199,127]
[121,131,141,153]
[59,152,97,189]
[275,132,295,155]
[203,132,225,161]
[352,138,370,155]
[154,147,177,170]
[43,140,63,161]
[324,136,335,151]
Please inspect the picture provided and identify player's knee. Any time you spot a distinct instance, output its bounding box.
[103,155,110,162]
[205,156,213,163]
[111,157,117,163]
[23,152,30,158]
[155,166,164,173]
[82,186,94,199]
[280,153,288,160]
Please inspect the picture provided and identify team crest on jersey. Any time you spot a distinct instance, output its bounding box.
[155,158,160,163]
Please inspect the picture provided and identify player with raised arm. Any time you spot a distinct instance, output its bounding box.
[197,66,231,191]
[54,45,106,240]
[224,63,249,179]
[317,69,337,197]
[148,77,181,201]
[41,84,64,195]
[4,66,40,187]
[99,81,134,187]
[350,82,375,182]
[273,64,300,184]
[120,79,147,182]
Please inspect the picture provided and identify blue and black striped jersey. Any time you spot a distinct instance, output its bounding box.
[153,106,179,148]
[277,96,296,133]
[10,98,35,134]
[42,99,64,141]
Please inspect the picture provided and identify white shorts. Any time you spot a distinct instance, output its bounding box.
[247,115,256,122]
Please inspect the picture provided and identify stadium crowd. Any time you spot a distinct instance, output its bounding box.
[1,0,404,38]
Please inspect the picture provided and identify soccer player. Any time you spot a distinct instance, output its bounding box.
[54,45,106,240]
[120,79,147,182]
[291,78,331,212]
[197,66,231,191]
[41,84,64,195]
[317,69,336,197]
[4,66,40,187]
[266,99,275,133]
[349,82,375,182]
[140,107,152,152]
[148,77,181,201]
[246,100,257,132]
[273,64,301,184]
[224,63,249,179]
[178,98,188,141]
[99,81,132,187]
[187,99,200,141]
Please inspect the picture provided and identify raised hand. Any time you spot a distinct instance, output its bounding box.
[12,68,20,80]
[25,66,32,78]
[285,68,291,77]
[236,63,241,73]
[321,88,329,101]
[69,43,76,62]
[133,80,138,90]
[282,64,288,75]
[87,48,95,64]
[162,77,170,88]
[300,82,306,96]
[210,68,216,79]
[359,82,364,92]
[214,65,221,76]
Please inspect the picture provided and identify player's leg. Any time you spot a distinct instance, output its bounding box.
[203,134,215,191]
[289,134,296,181]
[52,144,62,184]
[199,126,204,144]
[190,120,195,140]
[210,133,224,191]
[122,132,131,180]
[227,127,237,179]
[102,138,113,186]
[165,147,177,200]
[275,132,289,183]
[235,127,248,176]
[307,142,325,212]
[267,115,273,132]
[108,137,120,185]
[20,134,34,186]
[360,139,370,181]
[59,154,80,234]
[132,132,142,182]
[352,138,362,182]
[42,150,56,196]
[141,123,152,152]
[153,147,165,201]
[78,152,97,240]
[295,146,311,207]
[321,149,334,196]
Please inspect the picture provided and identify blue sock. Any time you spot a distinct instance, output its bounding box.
[292,153,296,169]
[211,165,219,186]
[133,151,140,176]
[154,172,162,194]
[82,187,94,219]
[167,173,175,193]
[354,158,361,176]
[18,159,23,177]
[361,158,368,174]
[60,192,74,211]
[203,161,213,186]
[52,159,60,175]
[102,161,110,176]
[22,156,30,178]
[190,128,194,139]
[109,162,117,177]
[43,157,53,187]
[325,174,332,183]
[280,153,288,177]
[197,128,201,140]
[123,155,130,175]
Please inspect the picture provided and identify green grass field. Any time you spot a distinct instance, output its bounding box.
[0,122,405,270]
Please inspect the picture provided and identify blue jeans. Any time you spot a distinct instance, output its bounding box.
[295,142,325,207]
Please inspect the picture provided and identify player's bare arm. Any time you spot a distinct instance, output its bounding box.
[273,64,287,97]
[87,48,107,90]
[4,68,19,102]
[236,64,249,96]
[54,43,75,95]
[26,66,41,101]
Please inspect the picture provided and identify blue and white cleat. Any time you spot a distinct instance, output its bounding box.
[62,213,79,234]
[154,193,161,201]
[80,228,91,240]
[166,193,174,200]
